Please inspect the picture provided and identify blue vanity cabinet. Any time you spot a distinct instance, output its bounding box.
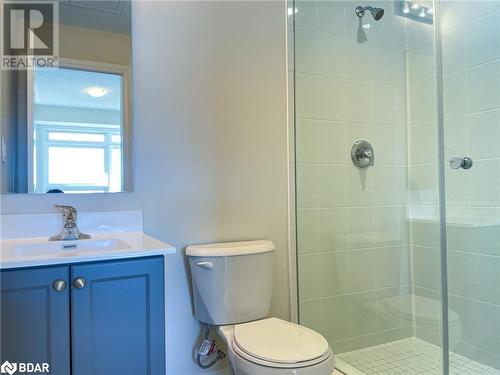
[0,266,71,375]
[0,256,165,375]
[71,257,165,375]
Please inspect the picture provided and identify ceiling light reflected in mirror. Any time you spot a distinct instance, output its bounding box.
[85,87,109,98]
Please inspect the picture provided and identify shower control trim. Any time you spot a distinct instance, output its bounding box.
[351,140,374,168]
[450,156,473,170]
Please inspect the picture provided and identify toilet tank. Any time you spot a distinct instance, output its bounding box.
[186,240,275,325]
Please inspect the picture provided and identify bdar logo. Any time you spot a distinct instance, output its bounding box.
[0,361,17,375]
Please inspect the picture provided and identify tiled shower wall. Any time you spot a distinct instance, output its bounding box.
[407,1,500,369]
[291,0,413,353]
[440,1,500,369]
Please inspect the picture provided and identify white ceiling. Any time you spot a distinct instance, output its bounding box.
[60,0,131,34]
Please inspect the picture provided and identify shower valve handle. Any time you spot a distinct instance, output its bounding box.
[351,140,375,168]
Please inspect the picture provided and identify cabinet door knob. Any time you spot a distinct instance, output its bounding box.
[53,280,66,292]
[73,277,86,289]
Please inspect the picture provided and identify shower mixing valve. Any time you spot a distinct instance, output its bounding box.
[351,140,375,168]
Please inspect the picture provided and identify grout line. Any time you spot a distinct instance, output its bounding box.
[299,284,413,301]
[293,24,407,50]
[295,69,408,88]
[295,116,407,126]
[448,249,500,259]
[443,57,500,76]
[448,293,500,309]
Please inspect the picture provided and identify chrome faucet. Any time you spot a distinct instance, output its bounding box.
[50,205,91,241]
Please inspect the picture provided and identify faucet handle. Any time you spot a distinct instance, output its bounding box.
[54,204,77,213]
[50,205,90,241]
[54,204,77,222]
[54,204,77,212]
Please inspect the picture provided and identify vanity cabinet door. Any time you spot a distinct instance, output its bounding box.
[0,266,71,375]
[71,257,165,375]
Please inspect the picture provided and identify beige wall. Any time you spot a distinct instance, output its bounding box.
[60,24,131,66]
[35,105,120,125]
[1,2,289,374]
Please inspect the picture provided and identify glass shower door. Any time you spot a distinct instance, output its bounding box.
[292,0,445,374]
[440,1,500,372]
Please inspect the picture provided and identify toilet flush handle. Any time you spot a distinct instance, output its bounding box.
[196,261,214,270]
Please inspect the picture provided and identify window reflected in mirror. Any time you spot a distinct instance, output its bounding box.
[33,68,124,193]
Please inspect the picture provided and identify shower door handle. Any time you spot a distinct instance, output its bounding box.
[450,156,473,170]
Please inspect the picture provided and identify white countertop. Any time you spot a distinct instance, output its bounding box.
[0,211,176,269]
[0,231,176,269]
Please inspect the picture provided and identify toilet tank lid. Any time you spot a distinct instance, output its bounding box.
[186,240,275,257]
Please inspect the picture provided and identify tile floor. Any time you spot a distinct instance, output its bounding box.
[337,337,500,375]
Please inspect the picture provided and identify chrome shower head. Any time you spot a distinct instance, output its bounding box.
[355,5,385,21]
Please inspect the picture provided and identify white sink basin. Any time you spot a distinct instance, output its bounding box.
[1,211,176,269]
[11,239,132,258]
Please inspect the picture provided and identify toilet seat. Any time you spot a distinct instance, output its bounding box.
[232,318,331,369]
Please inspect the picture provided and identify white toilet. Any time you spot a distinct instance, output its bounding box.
[187,240,335,375]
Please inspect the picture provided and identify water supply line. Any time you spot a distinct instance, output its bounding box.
[196,324,226,369]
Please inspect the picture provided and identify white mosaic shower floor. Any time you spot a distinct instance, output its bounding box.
[337,337,500,375]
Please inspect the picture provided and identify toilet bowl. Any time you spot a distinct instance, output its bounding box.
[187,240,335,375]
[218,318,335,375]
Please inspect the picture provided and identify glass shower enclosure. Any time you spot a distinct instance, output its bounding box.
[289,1,500,374]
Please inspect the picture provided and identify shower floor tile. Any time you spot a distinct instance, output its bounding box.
[337,337,500,375]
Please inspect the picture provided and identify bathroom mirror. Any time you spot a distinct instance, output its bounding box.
[0,1,132,194]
